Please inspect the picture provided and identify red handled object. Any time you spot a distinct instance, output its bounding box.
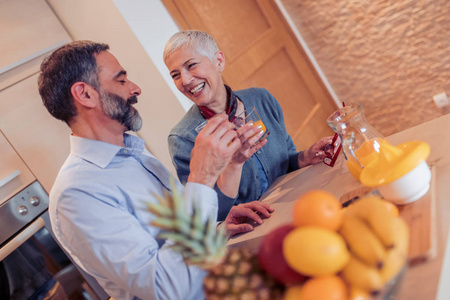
[323,133,342,167]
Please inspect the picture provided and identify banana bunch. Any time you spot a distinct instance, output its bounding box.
[338,195,410,296]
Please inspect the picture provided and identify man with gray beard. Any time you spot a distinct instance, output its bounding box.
[99,89,142,132]
[38,41,273,300]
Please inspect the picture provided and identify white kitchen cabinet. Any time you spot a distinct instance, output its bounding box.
[0,74,71,194]
[0,0,71,91]
[0,130,36,203]
[0,0,72,193]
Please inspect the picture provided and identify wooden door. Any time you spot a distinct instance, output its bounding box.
[162,0,337,150]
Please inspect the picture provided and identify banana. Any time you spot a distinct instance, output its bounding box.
[379,218,409,283]
[393,216,410,253]
[367,211,409,249]
[345,194,410,250]
[380,246,408,284]
[341,256,384,293]
[339,216,386,268]
[341,194,410,290]
[344,195,386,219]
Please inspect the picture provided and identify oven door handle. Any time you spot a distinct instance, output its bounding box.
[0,169,21,189]
[0,217,45,261]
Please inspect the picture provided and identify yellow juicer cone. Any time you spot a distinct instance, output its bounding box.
[360,140,430,187]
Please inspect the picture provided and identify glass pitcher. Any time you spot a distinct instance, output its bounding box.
[327,103,387,181]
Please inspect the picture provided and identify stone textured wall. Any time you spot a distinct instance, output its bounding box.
[280,0,450,136]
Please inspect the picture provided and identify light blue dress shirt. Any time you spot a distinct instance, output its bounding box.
[49,134,218,300]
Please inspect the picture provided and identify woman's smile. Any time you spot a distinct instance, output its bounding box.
[190,82,205,95]
[165,45,226,108]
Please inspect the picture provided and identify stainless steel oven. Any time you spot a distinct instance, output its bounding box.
[0,130,109,300]
[0,181,65,299]
[0,181,48,261]
[0,181,108,300]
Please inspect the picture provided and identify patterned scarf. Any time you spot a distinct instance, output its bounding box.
[199,85,238,122]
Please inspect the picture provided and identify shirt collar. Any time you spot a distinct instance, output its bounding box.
[69,133,145,169]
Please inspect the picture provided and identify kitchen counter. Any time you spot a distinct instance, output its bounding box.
[228,114,450,300]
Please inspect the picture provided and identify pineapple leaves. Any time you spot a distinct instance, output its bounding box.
[146,178,228,269]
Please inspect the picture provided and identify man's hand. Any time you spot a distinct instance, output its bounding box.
[223,201,274,237]
[298,136,338,168]
[188,114,241,188]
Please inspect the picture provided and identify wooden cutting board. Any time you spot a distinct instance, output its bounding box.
[339,166,437,266]
[398,166,437,266]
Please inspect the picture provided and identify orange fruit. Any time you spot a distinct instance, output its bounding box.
[299,275,347,300]
[349,286,371,300]
[292,190,343,231]
[283,226,350,276]
[283,284,302,300]
[383,200,399,217]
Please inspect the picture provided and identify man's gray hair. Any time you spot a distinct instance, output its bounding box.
[163,30,219,63]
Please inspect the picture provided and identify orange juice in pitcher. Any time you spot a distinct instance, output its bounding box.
[327,103,386,181]
[345,138,387,180]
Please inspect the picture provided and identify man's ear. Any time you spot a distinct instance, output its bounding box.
[215,51,225,73]
[71,82,97,108]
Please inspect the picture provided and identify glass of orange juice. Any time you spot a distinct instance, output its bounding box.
[233,107,270,143]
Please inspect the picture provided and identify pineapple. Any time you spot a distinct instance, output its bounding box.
[147,180,284,300]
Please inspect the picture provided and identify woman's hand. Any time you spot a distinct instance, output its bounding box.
[298,136,339,168]
[230,122,268,164]
[216,122,268,198]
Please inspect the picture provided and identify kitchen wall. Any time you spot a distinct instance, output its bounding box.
[3,0,447,191]
[279,0,450,136]
[111,0,194,112]
[0,0,73,192]
[0,0,186,193]
[47,0,185,175]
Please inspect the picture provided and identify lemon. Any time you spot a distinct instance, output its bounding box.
[283,226,350,276]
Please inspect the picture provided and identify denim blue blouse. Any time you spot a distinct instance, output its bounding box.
[168,87,300,221]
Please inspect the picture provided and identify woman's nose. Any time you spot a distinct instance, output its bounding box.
[181,71,194,86]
